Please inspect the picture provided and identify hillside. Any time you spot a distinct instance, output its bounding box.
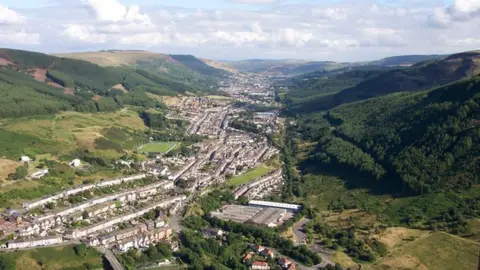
[282,68,387,103]
[370,54,444,67]
[225,59,345,75]
[0,48,219,118]
[58,50,229,89]
[285,50,480,114]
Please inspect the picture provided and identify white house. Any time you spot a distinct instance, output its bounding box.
[7,236,63,249]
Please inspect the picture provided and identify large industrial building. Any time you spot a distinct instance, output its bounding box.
[248,200,301,212]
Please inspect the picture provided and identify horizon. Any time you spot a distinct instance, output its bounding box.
[0,0,479,61]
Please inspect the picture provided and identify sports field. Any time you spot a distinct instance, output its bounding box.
[228,164,274,186]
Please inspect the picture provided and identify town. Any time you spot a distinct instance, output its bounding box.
[0,74,312,270]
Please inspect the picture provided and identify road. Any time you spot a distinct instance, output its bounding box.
[96,247,125,270]
[292,217,309,245]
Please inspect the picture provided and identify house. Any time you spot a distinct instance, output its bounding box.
[243,252,254,264]
[261,248,274,259]
[70,159,81,167]
[252,244,265,253]
[252,261,270,270]
[278,258,292,269]
[203,228,224,238]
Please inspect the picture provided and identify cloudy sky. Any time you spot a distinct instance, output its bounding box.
[0,0,479,61]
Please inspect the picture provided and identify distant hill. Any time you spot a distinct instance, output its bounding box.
[371,54,445,67]
[57,50,230,88]
[0,48,218,118]
[225,59,347,75]
[285,50,480,114]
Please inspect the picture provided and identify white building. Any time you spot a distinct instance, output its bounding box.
[20,156,31,162]
[7,236,63,249]
[31,169,49,179]
[248,200,301,212]
[70,159,81,167]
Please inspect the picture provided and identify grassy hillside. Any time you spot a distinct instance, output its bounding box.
[0,48,222,119]
[367,231,480,270]
[285,50,480,114]
[57,50,228,89]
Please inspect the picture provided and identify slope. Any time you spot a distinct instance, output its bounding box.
[285,50,480,114]
[0,48,214,118]
[57,50,227,89]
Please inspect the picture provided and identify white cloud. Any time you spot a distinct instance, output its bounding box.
[2,0,480,60]
[0,29,40,44]
[453,0,480,13]
[62,24,106,43]
[119,32,170,46]
[83,0,150,23]
[0,4,25,25]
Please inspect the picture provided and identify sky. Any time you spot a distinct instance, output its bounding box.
[0,0,478,61]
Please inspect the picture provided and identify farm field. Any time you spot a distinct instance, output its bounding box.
[0,244,103,270]
[139,142,179,153]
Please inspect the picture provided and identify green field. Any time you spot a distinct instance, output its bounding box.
[0,244,103,270]
[138,142,179,153]
[228,163,275,186]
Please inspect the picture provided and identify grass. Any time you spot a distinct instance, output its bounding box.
[228,163,275,186]
[139,142,179,153]
[0,108,146,160]
[366,232,480,270]
[1,245,103,270]
[331,251,359,269]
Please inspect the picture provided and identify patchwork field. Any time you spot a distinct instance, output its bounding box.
[139,142,179,153]
[0,245,103,270]
[366,232,480,270]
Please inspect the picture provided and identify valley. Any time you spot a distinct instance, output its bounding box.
[0,48,480,270]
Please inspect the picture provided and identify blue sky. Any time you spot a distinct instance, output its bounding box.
[0,0,478,61]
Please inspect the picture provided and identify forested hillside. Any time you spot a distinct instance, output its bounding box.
[295,75,480,194]
[285,51,480,114]
[285,75,480,233]
[282,69,386,104]
[0,48,222,118]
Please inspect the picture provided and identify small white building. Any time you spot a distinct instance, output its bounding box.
[70,159,81,167]
[20,156,31,162]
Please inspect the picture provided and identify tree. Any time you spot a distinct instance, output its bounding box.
[11,163,28,180]
[0,255,16,270]
[74,243,87,257]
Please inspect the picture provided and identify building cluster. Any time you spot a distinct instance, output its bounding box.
[243,244,297,270]
[0,174,185,250]
[210,200,300,228]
